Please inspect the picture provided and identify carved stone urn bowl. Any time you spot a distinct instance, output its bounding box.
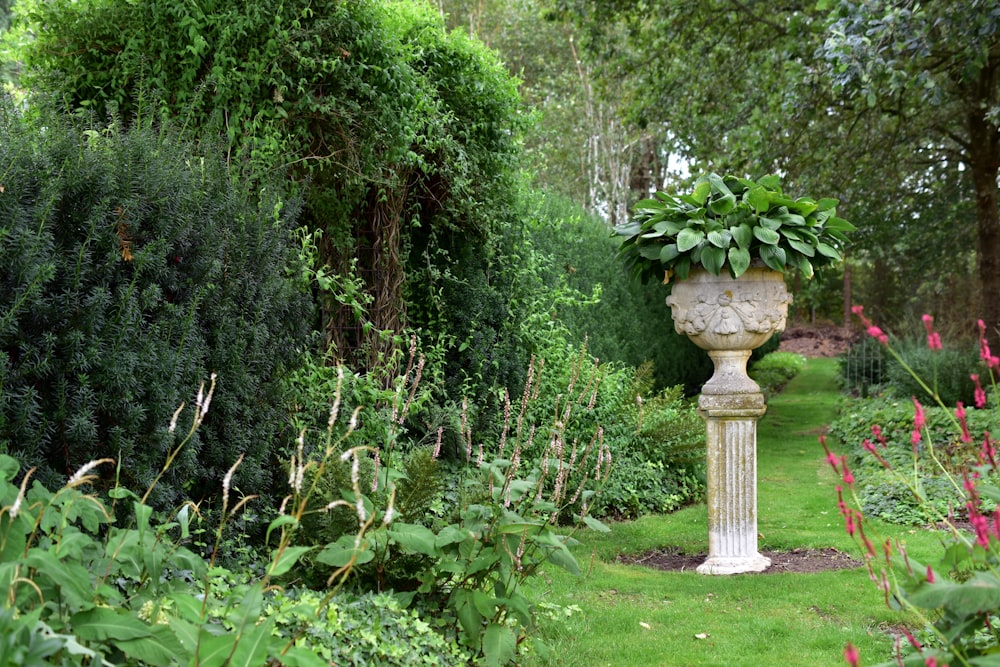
[666,266,792,397]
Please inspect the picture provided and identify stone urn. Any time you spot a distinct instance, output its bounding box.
[666,266,792,574]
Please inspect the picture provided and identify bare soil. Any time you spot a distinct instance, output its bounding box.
[779,325,857,358]
[617,547,861,574]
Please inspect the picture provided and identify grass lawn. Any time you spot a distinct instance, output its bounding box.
[525,357,944,667]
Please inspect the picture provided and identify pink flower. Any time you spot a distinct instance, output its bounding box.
[969,501,991,549]
[923,314,942,351]
[972,374,987,409]
[840,456,855,486]
[871,424,887,446]
[913,397,926,430]
[844,643,860,667]
[926,565,935,583]
[866,325,889,345]
[956,402,972,444]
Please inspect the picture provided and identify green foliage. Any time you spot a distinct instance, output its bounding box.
[524,192,714,393]
[749,351,806,399]
[0,102,310,508]
[615,173,854,284]
[884,338,983,408]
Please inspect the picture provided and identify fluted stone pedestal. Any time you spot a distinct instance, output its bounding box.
[666,267,791,575]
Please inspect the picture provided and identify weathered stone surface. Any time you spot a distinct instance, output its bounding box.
[666,267,791,575]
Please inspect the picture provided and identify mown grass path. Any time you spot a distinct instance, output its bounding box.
[527,358,938,667]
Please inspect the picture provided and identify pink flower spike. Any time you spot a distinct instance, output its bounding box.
[871,424,887,446]
[956,401,972,444]
[844,643,860,667]
[926,565,935,583]
[840,456,855,486]
[928,332,942,351]
[866,325,889,345]
[912,397,926,430]
[972,374,987,409]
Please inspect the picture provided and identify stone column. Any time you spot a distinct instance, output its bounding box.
[666,267,791,575]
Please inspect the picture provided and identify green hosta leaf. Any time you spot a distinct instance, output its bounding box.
[758,174,782,190]
[482,623,517,667]
[707,229,732,248]
[707,173,732,196]
[778,212,806,226]
[824,216,856,232]
[753,227,781,245]
[674,256,692,280]
[731,223,753,249]
[759,216,782,231]
[676,228,705,252]
[638,243,662,260]
[633,198,664,210]
[659,244,680,263]
[787,238,816,257]
[691,180,711,204]
[816,197,838,211]
[613,221,642,237]
[790,197,818,216]
[700,246,726,275]
[728,247,752,277]
[746,186,770,214]
[709,193,736,216]
[759,245,787,272]
[815,243,842,260]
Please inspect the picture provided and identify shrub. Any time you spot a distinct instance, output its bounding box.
[749,351,806,398]
[884,336,982,407]
[0,103,311,509]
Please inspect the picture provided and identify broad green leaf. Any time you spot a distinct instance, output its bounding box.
[115,625,185,667]
[700,246,726,275]
[472,590,497,618]
[758,174,782,190]
[544,544,581,575]
[316,536,374,568]
[388,523,439,557]
[229,617,276,667]
[815,243,842,260]
[195,632,238,667]
[453,589,484,642]
[266,514,299,545]
[731,223,753,249]
[633,198,663,210]
[268,545,313,577]
[638,243,663,260]
[791,197,818,216]
[676,228,705,252]
[728,247,752,277]
[908,574,1000,615]
[707,229,732,248]
[787,238,816,257]
[970,655,1000,666]
[71,608,154,642]
[746,186,770,214]
[613,221,642,237]
[674,256,692,280]
[709,193,736,216]
[691,180,711,205]
[659,243,680,263]
[279,646,331,667]
[816,197,838,211]
[0,454,18,482]
[759,245,787,272]
[25,549,93,608]
[168,616,199,652]
[482,623,516,667]
[706,173,732,196]
[435,525,472,548]
[753,227,781,245]
[824,216,856,232]
[759,216,782,231]
[582,515,611,533]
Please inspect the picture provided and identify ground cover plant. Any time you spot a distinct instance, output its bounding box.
[828,308,1000,666]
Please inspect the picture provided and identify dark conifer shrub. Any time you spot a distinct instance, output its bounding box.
[0,103,311,509]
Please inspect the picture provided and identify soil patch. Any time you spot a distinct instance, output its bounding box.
[617,547,861,574]
[779,325,856,358]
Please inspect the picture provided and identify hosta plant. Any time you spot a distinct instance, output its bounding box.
[615,173,855,284]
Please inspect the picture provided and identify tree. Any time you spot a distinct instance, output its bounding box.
[821,0,1000,332]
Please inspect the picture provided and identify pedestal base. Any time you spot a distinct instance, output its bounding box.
[696,553,771,575]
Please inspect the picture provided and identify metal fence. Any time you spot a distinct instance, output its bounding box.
[842,334,885,397]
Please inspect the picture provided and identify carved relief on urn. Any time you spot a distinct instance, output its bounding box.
[666,266,792,351]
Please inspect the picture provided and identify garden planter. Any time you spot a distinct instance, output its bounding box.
[667,266,791,574]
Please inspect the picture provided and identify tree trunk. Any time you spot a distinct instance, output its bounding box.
[968,64,1000,336]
